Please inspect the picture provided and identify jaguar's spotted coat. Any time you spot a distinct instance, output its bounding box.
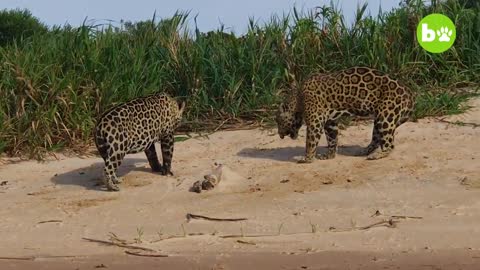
[94,93,185,191]
[276,67,415,163]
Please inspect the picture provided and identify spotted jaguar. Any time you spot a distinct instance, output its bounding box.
[276,66,415,163]
[94,93,185,191]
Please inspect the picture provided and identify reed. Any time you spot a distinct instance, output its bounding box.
[0,0,478,158]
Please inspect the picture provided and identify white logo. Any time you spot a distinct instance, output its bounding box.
[421,23,435,42]
[437,27,453,42]
[421,24,453,42]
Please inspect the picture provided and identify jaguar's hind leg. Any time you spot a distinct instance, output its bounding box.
[160,133,174,175]
[145,144,163,172]
[367,113,396,160]
[103,162,120,191]
[358,119,381,156]
[102,147,125,191]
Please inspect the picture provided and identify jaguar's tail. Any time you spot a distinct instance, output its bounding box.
[94,126,109,160]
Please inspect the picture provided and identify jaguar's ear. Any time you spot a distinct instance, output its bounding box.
[290,80,298,90]
[177,100,186,116]
[287,72,298,89]
[276,101,287,114]
[276,88,289,98]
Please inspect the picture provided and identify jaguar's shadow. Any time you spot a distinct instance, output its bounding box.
[51,158,156,191]
[237,145,365,162]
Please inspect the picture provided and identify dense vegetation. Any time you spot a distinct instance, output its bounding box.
[0,0,478,158]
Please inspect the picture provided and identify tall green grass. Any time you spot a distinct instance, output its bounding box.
[0,0,479,158]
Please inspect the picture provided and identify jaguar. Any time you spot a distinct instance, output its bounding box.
[94,93,185,191]
[276,66,415,163]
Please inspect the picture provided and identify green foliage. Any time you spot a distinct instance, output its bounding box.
[0,8,47,47]
[413,91,476,120]
[0,0,478,158]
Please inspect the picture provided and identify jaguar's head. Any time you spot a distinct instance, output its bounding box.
[174,99,186,127]
[275,86,303,140]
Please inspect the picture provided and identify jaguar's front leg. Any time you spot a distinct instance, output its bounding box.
[160,133,174,176]
[317,119,338,160]
[298,124,324,164]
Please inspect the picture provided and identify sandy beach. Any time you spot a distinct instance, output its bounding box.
[1,98,479,269]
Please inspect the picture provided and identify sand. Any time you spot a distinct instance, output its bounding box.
[1,98,480,269]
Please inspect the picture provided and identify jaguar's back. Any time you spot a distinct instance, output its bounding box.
[302,67,414,119]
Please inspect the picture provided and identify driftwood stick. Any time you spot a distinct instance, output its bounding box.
[358,219,397,230]
[220,234,277,239]
[329,219,398,232]
[236,240,256,245]
[371,210,423,220]
[108,232,130,244]
[82,237,156,252]
[0,256,34,260]
[125,250,168,257]
[37,220,63,224]
[391,215,423,220]
[186,213,247,222]
[0,255,82,261]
